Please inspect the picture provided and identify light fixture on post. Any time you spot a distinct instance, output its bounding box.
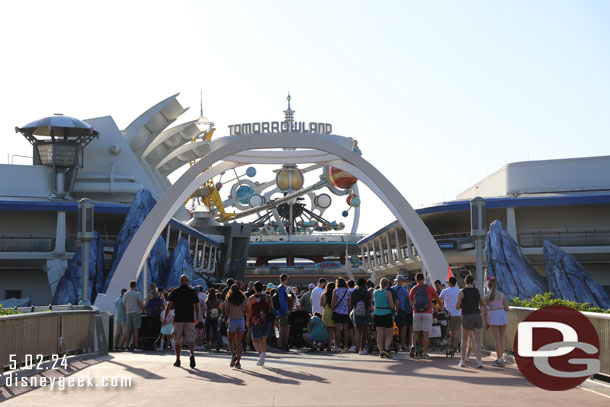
[16,114,99,199]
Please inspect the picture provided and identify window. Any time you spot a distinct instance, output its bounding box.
[5,290,22,299]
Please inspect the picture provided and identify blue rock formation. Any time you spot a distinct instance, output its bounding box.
[166,238,197,289]
[544,241,610,309]
[486,220,547,299]
[103,189,169,294]
[53,232,105,304]
[0,297,31,308]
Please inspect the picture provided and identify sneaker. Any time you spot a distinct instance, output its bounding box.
[359,349,368,355]
[409,346,415,358]
[190,355,196,369]
[379,353,385,358]
[382,350,392,359]
[476,361,484,369]
[332,347,341,353]
[256,355,263,366]
[174,359,181,367]
[491,360,503,367]
[235,362,241,370]
[422,353,430,359]
[230,353,237,368]
[348,345,357,352]
[459,360,466,367]
[133,348,142,352]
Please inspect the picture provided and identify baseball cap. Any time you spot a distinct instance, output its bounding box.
[396,275,407,281]
[267,283,276,289]
[308,283,315,289]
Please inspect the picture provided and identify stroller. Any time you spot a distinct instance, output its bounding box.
[288,310,310,349]
[429,308,454,357]
[215,314,229,353]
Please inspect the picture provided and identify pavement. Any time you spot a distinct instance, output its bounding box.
[1,348,608,406]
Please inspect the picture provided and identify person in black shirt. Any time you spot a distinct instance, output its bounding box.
[164,274,199,368]
[351,278,372,354]
[221,278,235,302]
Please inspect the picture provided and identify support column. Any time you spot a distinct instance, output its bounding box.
[506,207,518,242]
[208,245,213,271]
[385,232,394,262]
[54,211,66,254]
[211,247,217,271]
[361,246,368,270]
[405,230,413,258]
[165,224,171,250]
[177,230,182,242]
[201,242,207,269]
[194,239,199,268]
[394,228,404,261]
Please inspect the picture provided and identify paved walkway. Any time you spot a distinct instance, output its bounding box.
[1,350,608,406]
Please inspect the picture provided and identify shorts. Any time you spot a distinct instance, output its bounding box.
[333,312,350,324]
[278,313,290,328]
[173,322,196,344]
[374,313,393,328]
[306,331,329,342]
[353,309,371,327]
[228,318,246,332]
[413,313,433,332]
[395,309,408,327]
[126,313,142,330]
[406,313,413,327]
[115,321,126,337]
[251,323,271,338]
[461,313,483,330]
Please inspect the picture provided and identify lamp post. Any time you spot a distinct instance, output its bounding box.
[470,197,486,294]
[78,198,94,305]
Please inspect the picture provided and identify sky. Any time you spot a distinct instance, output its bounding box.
[1,0,609,235]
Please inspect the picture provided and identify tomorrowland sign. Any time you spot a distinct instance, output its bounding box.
[229,121,332,136]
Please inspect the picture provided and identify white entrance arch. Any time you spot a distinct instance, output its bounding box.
[94,133,448,311]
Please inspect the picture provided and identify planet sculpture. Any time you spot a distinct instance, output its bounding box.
[346,194,360,207]
[235,185,255,205]
[329,167,357,189]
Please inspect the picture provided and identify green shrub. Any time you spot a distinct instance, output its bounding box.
[0,304,20,316]
[509,292,610,314]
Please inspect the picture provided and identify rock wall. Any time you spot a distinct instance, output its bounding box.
[544,241,610,308]
[485,220,547,299]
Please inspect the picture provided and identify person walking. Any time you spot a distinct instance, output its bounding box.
[320,282,336,350]
[114,288,127,350]
[123,280,145,351]
[484,277,509,367]
[205,288,221,348]
[332,278,351,352]
[224,284,247,369]
[391,275,410,351]
[350,278,372,355]
[276,274,290,351]
[165,274,200,368]
[439,276,461,352]
[311,278,326,315]
[373,278,394,358]
[247,281,274,366]
[456,274,486,368]
[159,304,174,350]
[408,272,440,359]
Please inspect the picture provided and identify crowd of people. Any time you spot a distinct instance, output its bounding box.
[113,272,509,370]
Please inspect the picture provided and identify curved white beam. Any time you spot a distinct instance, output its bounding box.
[155,141,212,176]
[95,133,448,311]
[142,118,211,166]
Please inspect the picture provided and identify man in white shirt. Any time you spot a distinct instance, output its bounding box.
[123,280,145,351]
[311,278,327,315]
[439,277,461,350]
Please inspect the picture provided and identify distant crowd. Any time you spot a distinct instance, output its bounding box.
[113,272,509,370]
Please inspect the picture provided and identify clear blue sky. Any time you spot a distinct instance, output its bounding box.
[1,1,609,234]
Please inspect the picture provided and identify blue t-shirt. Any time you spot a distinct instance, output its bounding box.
[391,284,411,313]
[277,285,289,316]
[310,315,328,340]
[114,295,126,322]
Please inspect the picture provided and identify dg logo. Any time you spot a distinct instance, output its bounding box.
[514,305,601,391]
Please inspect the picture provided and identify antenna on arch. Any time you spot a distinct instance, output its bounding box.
[200,89,203,117]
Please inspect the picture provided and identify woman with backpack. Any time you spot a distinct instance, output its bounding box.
[247,281,274,366]
[205,288,221,349]
[350,278,372,355]
[373,278,395,358]
[331,278,351,352]
[456,274,487,368]
[224,284,247,369]
[320,282,336,351]
[484,277,509,367]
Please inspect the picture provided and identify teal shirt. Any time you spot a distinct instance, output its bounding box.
[115,295,126,322]
[373,289,391,316]
[310,316,328,340]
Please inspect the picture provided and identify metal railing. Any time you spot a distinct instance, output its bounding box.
[518,228,610,247]
[482,306,610,378]
[0,235,55,252]
[0,308,96,371]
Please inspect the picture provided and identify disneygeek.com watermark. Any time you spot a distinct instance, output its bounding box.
[2,372,132,390]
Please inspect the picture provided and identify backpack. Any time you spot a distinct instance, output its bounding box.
[148,297,162,318]
[354,300,367,317]
[413,285,430,312]
[251,294,271,326]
